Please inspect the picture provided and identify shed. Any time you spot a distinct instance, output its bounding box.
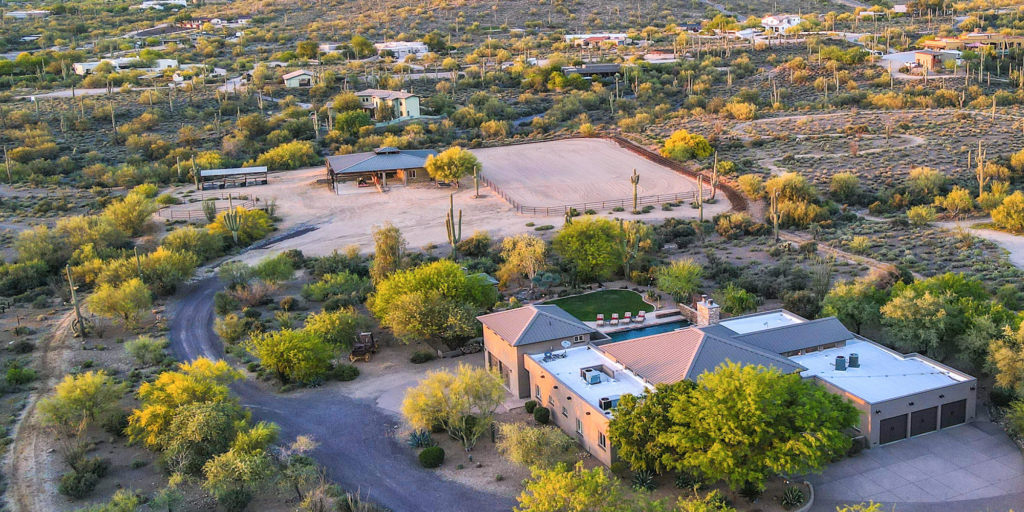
[282,69,314,88]
[199,166,269,190]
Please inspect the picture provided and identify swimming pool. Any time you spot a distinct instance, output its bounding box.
[606,320,689,342]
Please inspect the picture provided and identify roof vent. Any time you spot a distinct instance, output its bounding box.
[835,355,847,372]
[849,353,860,368]
[373,146,400,154]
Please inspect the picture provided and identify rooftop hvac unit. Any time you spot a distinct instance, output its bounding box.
[599,397,613,410]
[835,355,847,372]
[849,353,860,368]
[583,368,601,385]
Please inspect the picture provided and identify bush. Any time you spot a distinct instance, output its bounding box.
[410,351,436,364]
[58,470,100,499]
[214,292,241,315]
[524,400,538,414]
[208,207,272,247]
[332,364,360,381]
[419,446,445,468]
[214,314,249,344]
[632,469,656,491]
[254,141,322,171]
[279,296,297,311]
[161,226,224,262]
[102,410,130,437]
[304,307,367,348]
[301,271,372,303]
[408,429,436,448]
[131,183,159,198]
[9,339,34,354]
[6,366,37,385]
[533,406,550,424]
[254,254,295,284]
[991,387,1017,408]
[781,486,805,509]
[156,193,180,206]
[125,336,168,366]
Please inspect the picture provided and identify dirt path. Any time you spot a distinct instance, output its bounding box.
[7,311,76,512]
[935,219,1024,269]
[757,134,926,176]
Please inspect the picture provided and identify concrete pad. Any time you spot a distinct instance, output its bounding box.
[994,475,1024,492]
[823,459,863,480]
[862,448,902,467]
[883,439,932,461]
[815,480,861,500]
[863,490,900,502]
[971,420,1008,436]
[995,453,1024,476]
[932,443,994,468]
[955,485,1006,500]
[889,482,941,502]
[861,466,912,490]
[885,461,932,483]
[935,424,992,444]
[913,477,962,501]
[965,459,1018,483]
[930,468,990,495]
[835,475,886,497]
[969,434,1019,454]
[907,454,957,477]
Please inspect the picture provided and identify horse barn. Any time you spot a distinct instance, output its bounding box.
[324,147,436,193]
[198,166,269,190]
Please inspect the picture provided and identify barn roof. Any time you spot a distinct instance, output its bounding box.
[325,149,436,175]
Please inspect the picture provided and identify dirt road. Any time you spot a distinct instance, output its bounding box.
[168,277,516,512]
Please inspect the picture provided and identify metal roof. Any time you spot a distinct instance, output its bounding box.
[200,166,268,177]
[356,88,417,100]
[325,149,436,175]
[600,327,806,385]
[728,317,855,354]
[282,69,313,80]
[561,63,621,75]
[477,305,597,347]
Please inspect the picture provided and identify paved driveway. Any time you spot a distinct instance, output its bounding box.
[809,418,1024,510]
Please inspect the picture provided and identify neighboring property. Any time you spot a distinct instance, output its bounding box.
[481,299,977,466]
[4,10,51,19]
[374,41,430,59]
[319,43,345,53]
[560,63,622,78]
[73,57,179,76]
[133,0,187,10]
[761,14,803,33]
[564,33,630,47]
[355,89,421,121]
[324,147,437,192]
[914,50,945,71]
[282,69,314,88]
[893,4,908,13]
[922,32,1024,52]
[198,166,269,190]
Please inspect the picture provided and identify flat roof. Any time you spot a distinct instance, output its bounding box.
[201,166,268,178]
[532,346,650,416]
[789,340,971,403]
[718,310,804,334]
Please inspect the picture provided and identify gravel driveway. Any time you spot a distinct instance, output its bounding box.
[168,277,516,512]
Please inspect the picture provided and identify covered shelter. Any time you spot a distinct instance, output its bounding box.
[324,147,436,192]
[199,166,269,190]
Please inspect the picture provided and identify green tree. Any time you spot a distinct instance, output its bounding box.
[254,253,295,284]
[383,290,480,344]
[350,35,375,58]
[655,259,703,302]
[370,222,405,285]
[296,41,318,59]
[515,462,625,512]
[303,307,368,349]
[498,233,547,288]
[829,172,860,203]
[301,271,371,303]
[124,336,169,366]
[425,147,479,185]
[38,371,127,434]
[990,323,1024,396]
[87,278,152,329]
[719,283,757,315]
[161,226,225,262]
[401,363,505,448]
[103,192,158,237]
[907,167,947,198]
[254,141,322,171]
[202,422,279,510]
[660,129,712,162]
[608,381,694,474]
[245,329,337,384]
[496,422,576,469]
[935,185,974,216]
[822,280,887,334]
[765,172,816,203]
[163,401,246,474]
[552,217,621,284]
[662,362,859,491]
[334,110,372,135]
[906,205,937,226]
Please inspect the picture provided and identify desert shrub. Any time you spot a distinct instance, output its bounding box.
[907,205,936,226]
[161,226,224,262]
[58,470,100,499]
[6,365,37,385]
[781,486,805,509]
[214,314,249,344]
[410,350,436,364]
[418,446,445,468]
[254,254,295,284]
[227,280,277,308]
[0,260,49,297]
[303,307,367,348]
[300,271,372,303]
[496,422,576,469]
[332,363,360,381]
[131,183,159,198]
[455,231,492,258]
[214,292,241,315]
[533,406,550,424]
[102,192,158,237]
[245,329,337,384]
[218,262,254,289]
[661,129,712,161]
[125,336,168,366]
[1004,400,1024,437]
[737,174,763,199]
[991,387,1017,408]
[993,191,1024,233]
[254,141,321,171]
[102,410,130,437]
[156,193,180,206]
[208,208,272,247]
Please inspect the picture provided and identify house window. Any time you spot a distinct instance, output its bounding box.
[535,385,541,399]
[408,169,416,179]
[562,406,568,418]
[576,418,583,435]
[574,335,585,343]
[598,432,606,449]
[548,396,554,406]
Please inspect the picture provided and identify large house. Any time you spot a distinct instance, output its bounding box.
[374,41,430,59]
[324,147,437,192]
[479,299,976,466]
[355,89,421,121]
[73,57,179,76]
[761,14,803,33]
[564,33,630,47]
[921,32,1024,52]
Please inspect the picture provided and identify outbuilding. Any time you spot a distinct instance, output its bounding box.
[324,147,437,192]
[282,70,314,88]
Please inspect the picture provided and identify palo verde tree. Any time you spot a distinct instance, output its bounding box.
[497,233,547,288]
[660,129,712,162]
[425,146,479,186]
[608,381,695,474]
[661,362,860,491]
[401,363,505,449]
[551,217,621,285]
[369,222,406,285]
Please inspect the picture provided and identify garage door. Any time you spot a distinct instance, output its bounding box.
[941,399,967,429]
[910,407,938,437]
[879,414,908,445]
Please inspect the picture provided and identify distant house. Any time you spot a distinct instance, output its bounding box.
[5,10,51,19]
[761,14,802,33]
[355,89,421,120]
[319,43,345,53]
[324,147,437,191]
[282,70,314,88]
[73,57,178,76]
[560,63,622,78]
[564,33,630,47]
[893,4,908,13]
[134,0,187,10]
[921,32,1024,52]
[374,41,429,59]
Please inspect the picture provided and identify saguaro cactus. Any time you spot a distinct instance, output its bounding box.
[630,168,640,212]
[223,207,242,245]
[709,152,720,201]
[446,193,462,258]
[697,175,704,222]
[769,189,781,243]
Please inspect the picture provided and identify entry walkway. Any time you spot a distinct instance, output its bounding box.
[809,414,1023,507]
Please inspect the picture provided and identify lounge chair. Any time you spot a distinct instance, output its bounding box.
[596,314,604,327]
[637,311,646,323]
[610,313,619,326]
[624,312,632,324]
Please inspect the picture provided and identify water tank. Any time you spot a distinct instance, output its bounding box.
[835,355,847,371]
[849,353,860,368]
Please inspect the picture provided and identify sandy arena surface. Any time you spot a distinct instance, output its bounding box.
[472,138,703,207]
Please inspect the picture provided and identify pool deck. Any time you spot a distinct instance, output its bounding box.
[584,308,687,334]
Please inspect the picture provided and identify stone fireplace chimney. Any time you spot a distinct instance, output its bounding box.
[696,295,720,327]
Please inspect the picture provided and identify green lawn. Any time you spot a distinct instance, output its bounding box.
[545,290,652,322]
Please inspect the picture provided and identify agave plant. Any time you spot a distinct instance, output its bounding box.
[781,486,805,510]
[739,481,764,503]
[407,429,435,448]
[202,198,217,222]
[631,469,656,492]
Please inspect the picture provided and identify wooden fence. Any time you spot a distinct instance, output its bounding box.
[156,198,263,220]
